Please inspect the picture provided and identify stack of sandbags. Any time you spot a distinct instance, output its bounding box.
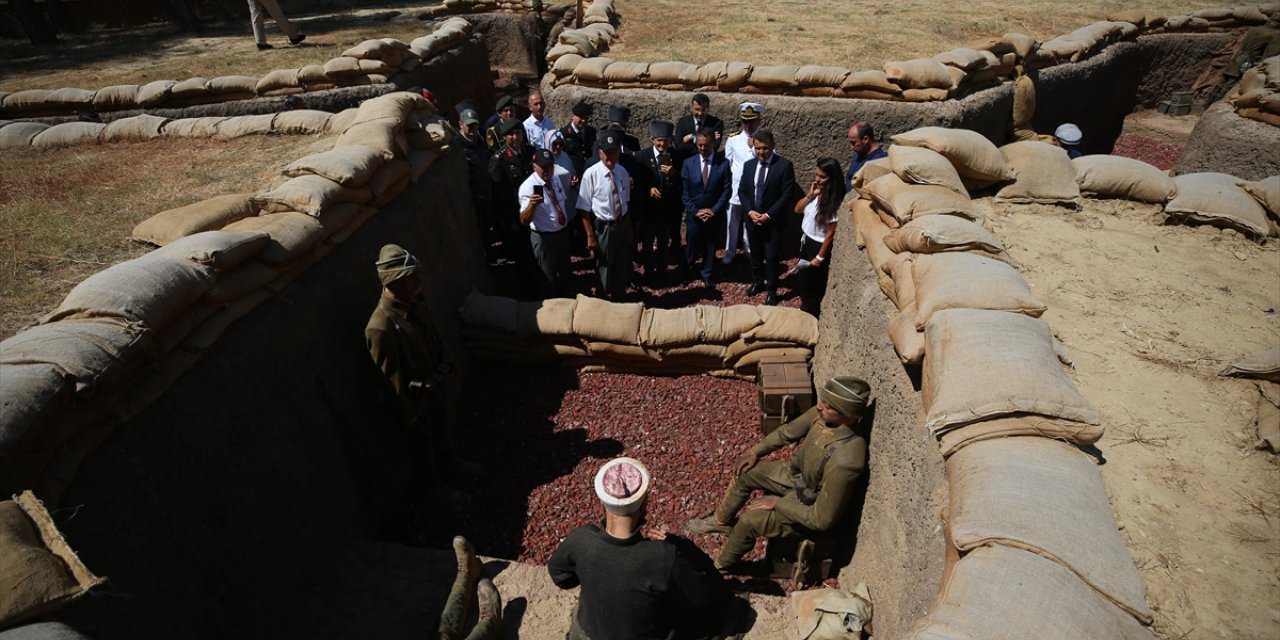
[0,491,105,630]
[883,58,954,102]
[1164,172,1272,240]
[1238,175,1280,235]
[931,48,1002,94]
[1228,55,1280,127]
[458,293,816,377]
[1,110,331,149]
[1031,21,1133,66]
[1156,5,1272,32]
[408,17,474,62]
[890,126,1013,192]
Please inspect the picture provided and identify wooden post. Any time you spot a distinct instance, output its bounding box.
[577,0,584,28]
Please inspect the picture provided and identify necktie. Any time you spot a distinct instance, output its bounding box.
[608,170,622,219]
[546,179,566,227]
[701,156,710,187]
[755,160,769,204]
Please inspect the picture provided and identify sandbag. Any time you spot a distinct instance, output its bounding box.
[207,75,257,95]
[214,114,277,139]
[883,58,953,89]
[1165,172,1270,239]
[741,306,818,347]
[0,318,148,396]
[99,114,170,142]
[839,70,902,95]
[891,127,1011,182]
[700,305,764,343]
[889,304,925,365]
[44,88,94,109]
[573,57,614,84]
[272,110,333,135]
[572,294,644,344]
[298,64,330,87]
[1013,74,1036,128]
[888,145,968,196]
[586,341,656,361]
[995,141,1081,206]
[131,194,256,246]
[733,347,811,373]
[923,309,1101,432]
[460,291,520,333]
[948,437,1154,623]
[0,364,70,458]
[718,61,753,91]
[160,116,227,138]
[850,157,892,191]
[42,253,215,331]
[323,57,365,79]
[1238,175,1279,217]
[0,492,105,629]
[749,65,799,88]
[640,307,702,347]
[252,174,373,216]
[902,544,1155,640]
[723,338,799,364]
[336,120,408,161]
[136,80,177,107]
[169,77,210,102]
[887,254,917,310]
[31,122,105,149]
[884,215,1004,254]
[222,212,325,266]
[900,88,950,102]
[283,145,387,188]
[515,298,577,336]
[1072,155,1175,203]
[552,53,584,77]
[1002,32,1039,60]
[862,174,978,225]
[0,122,49,148]
[933,48,987,71]
[151,230,270,272]
[367,159,411,199]
[1221,346,1280,383]
[913,253,1045,330]
[937,414,1105,457]
[92,85,140,111]
[603,61,650,84]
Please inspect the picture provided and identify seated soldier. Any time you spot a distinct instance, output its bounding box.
[685,376,870,574]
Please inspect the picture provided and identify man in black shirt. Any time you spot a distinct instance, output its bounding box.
[547,457,742,640]
[673,93,725,163]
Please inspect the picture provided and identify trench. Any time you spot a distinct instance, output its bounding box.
[32,18,1279,640]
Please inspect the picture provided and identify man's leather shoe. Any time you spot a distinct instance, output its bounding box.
[765,293,780,306]
[746,282,765,296]
[701,277,714,289]
[289,33,307,45]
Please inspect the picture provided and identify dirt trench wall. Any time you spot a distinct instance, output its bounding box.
[463,13,546,81]
[53,154,490,639]
[812,203,945,638]
[1175,101,1280,179]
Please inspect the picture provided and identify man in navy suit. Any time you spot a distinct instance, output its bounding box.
[680,130,732,288]
[737,128,796,305]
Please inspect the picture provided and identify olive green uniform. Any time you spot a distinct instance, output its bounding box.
[713,406,867,567]
[366,293,458,473]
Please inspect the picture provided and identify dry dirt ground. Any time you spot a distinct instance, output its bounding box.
[987,197,1280,640]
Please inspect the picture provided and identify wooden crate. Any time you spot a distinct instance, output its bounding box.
[758,354,814,434]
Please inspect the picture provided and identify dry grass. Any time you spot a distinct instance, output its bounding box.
[0,134,334,339]
[608,0,1219,68]
[0,13,429,90]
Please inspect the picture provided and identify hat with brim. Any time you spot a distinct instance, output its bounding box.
[599,131,621,151]
[495,95,514,112]
[594,457,651,515]
[533,147,556,167]
[816,376,870,419]
[376,244,418,286]
[738,102,764,121]
[459,108,480,126]
[498,117,523,137]
[572,100,592,118]
[650,119,675,139]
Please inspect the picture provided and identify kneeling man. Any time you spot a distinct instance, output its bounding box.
[686,376,870,572]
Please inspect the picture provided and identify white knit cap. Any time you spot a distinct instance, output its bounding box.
[594,457,651,515]
[1054,123,1082,146]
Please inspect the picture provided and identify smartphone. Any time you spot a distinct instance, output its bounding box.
[659,151,672,166]
[533,184,544,196]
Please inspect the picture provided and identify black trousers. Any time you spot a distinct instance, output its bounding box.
[798,235,829,317]
[746,218,785,295]
[685,209,722,280]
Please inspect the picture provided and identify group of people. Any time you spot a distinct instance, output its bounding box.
[454,89,869,317]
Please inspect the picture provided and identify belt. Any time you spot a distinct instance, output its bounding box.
[531,227,567,234]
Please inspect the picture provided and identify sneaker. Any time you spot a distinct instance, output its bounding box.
[289,33,307,45]
[256,43,273,51]
[684,516,733,536]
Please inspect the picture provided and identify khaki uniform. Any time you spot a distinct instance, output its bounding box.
[713,406,867,566]
[366,294,458,472]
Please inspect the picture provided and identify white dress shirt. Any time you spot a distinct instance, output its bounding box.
[725,130,753,206]
[524,114,557,150]
[519,169,572,232]
[577,161,630,221]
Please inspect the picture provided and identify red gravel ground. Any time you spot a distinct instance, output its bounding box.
[1110,132,1183,170]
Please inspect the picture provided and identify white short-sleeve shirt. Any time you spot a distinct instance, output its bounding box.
[518,169,571,232]
[576,161,630,221]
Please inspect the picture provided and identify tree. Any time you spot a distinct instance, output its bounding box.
[9,0,59,44]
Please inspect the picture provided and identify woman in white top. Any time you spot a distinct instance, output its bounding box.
[791,157,846,317]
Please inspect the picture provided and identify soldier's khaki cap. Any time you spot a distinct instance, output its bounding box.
[817,376,870,419]
[376,244,418,286]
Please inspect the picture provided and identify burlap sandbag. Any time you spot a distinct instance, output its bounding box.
[948,437,1154,624]
[0,492,105,629]
[44,88,95,109]
[573,57,614,84]
[884,215,1004,255]
[160,116,227,138]
[222,212,325,266]
[285,145,387,188]
[0,122,49,148]
[206,75,257,96]
[892,127,1011,182]
[723,338,799,364]
[131,194,256,245]
[515,298,577,336]
[851,157,893,191]
[901,544,1155,640]
[660,344,727,362]
[1071,155,1175,203]
[1,89,52,113]
[1165,172,1270,239]
[888,304,925,365]
[552,53,584,77]
[458,291,519,333]
[1238,175,1280,217]
[741,306,819,347]
[326,108,360,134]
[900,88,950,102]
[913,253,1045,330]
[367,159,411,200]
[572,294,645,344]
[996,141,1081,205]
[0,317,148,398]
[937,414,1105,458]
[852,199,899,294]
[336,120,408,160]
[748,65,799,88]
[324,57,365,79]
[888,145,968,195]
[42,253,215,331]
[700,305,764,344]
[839,70,902,95]
[888,253,917,310]
[100,114,170,142]
[31,122,105,148]
[1220,346,1280,383]
[252,174,373,216]
[602,61,650,84]
[136,80,176,107]
[733,347,811,374]
[883,58,953,89]
[0,361,70,458]
[215,114,278,139]
[201,260,280,304]
[640,307,702,347]
[862,174,978,225]
[923,309,1101,432]
[1012,74,1036,128]
[933,48,987,71]
[151,230,270,272]
[92,84,140,111]
[272,110,333,135]
[718,61,753,91]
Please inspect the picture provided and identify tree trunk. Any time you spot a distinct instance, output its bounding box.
[9,0,59,44]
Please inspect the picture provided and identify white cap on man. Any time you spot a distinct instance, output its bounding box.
[1054,123,1082,146]
[594,457,651,515]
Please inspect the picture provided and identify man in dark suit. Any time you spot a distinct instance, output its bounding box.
[636,120,683,283]
[737,128,796,305]
[673,93,725,162]
[680,130,732,288]
[559,100,596,177]
[590,104,641,158]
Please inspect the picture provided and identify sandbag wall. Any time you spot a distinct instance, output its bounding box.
[548,3,1278,101]
[457,292,817,377]
[0,18,477,120]
[0,108,342,149]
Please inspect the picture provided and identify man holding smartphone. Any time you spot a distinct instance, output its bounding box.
[519,149,575,298]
